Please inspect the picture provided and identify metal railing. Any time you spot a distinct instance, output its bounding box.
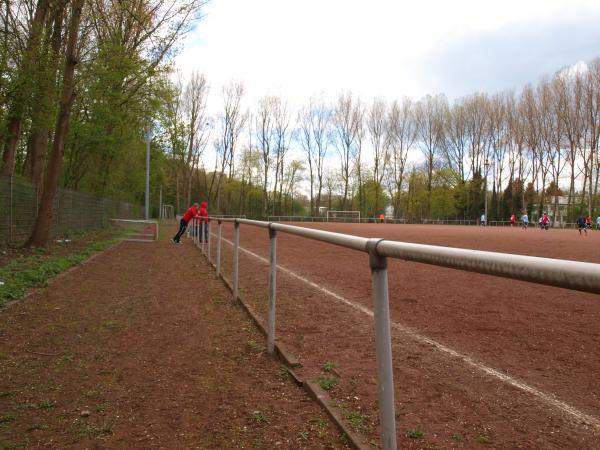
[196,217,600,450]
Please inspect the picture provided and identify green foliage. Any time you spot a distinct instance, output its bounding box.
[405,429,424,439]
[352,179,389,217]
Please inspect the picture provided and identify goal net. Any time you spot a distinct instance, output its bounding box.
[109,219,159,242]
[326,210,361,223]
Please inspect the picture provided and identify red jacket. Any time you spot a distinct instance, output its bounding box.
[182,205,198,223]
[197,202,208,223]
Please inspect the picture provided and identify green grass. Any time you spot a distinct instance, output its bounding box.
[315,377,338,391]
[34,400,56,410]
[321,361,338,372]
[405,429,424,439]
[0,235,119,307]
[341,408,369,432]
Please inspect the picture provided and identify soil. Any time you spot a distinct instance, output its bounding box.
[211,222,600,449]
[0,231,350,449]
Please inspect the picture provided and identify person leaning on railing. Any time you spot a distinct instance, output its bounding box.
[172,202,199,244]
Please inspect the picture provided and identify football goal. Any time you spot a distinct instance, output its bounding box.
[109,219,159,242]
[326,210,361,223]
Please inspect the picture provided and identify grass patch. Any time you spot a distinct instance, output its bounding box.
[315,377,337,391]
[34,400,56,410]
[0,413,17,424]
[321,361,338,372]
[0,233,120,307]
[405,429,424,439]
[248,411,270,424]
[477,435,491,444]
[341,408,369,432]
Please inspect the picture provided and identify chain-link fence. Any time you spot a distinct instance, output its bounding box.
[0,175,143,247]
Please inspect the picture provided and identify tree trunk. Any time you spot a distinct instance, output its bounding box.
[25,2,65,186]
[28,0,84,247]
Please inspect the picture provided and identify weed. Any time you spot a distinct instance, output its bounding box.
[477,435,491,444]
[246,340,260,353]
[321,361,337,372]
[0,352,8,360]
[0,441,17,450]
[405,429,424,439]
[101,320,121,330]
[0,413,17,424]
[339,433,350,445]
[0,392,12,398]
[278,365,289,380]
[248,411,270,424]
[451,433,464,441]
[315,377,337,390]
[342,409,369,431]
[26,424,49,432]
[298,431,309,440]
[35,400,56,410]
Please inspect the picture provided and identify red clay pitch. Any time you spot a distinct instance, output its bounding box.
[213,222,600,449]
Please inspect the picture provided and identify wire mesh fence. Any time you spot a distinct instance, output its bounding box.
[0,175,143,247]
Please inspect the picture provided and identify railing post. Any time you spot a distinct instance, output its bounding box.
[232,220,240,303]
[367,239,397,450]
[202,221,206,254]
[267,226,277,355]
[216,220,222,277]
[207,221,211,260]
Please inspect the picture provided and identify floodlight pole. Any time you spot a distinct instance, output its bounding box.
[145,126,151,220]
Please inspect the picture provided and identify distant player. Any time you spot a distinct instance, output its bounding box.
[586,215,592,230]
[541,213,550,231]
[577,216,587,236]
[521,212,529,229]
[172,202,199,244]
[480,213,486,226]
[596,215,600,231]
[510,214,516,227]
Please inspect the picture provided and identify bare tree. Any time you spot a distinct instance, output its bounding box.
[386,98,416,218]
[367,98,390,214]
[414,94,446,214]
[255,95,276,215]
[332,92,362,210]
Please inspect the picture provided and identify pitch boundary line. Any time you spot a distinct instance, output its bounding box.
[217,236,600,431]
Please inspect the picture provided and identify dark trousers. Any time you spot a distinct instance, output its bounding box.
[173,219,188,242]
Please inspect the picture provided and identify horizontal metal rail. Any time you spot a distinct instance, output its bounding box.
[215,217,600,294]
[210,216,600,450]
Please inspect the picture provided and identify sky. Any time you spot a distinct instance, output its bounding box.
[175,0,600,111]
[172,0,600,193]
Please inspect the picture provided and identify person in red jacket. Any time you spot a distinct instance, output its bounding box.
[196,201,209,242]
[172,203,198,244]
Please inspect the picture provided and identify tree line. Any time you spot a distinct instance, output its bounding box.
[164,60,600,222]
[2,2,599,248]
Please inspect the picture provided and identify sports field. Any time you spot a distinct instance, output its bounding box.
[212,223,600,449]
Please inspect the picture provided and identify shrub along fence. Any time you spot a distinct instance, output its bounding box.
[0,175,143,247]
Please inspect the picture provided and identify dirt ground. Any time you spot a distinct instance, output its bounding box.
[0,232,350,449]
[210,222,600,449]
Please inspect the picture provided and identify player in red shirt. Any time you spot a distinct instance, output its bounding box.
[541,212,550,230]
[172,203,199,244]
[196,202,209,242]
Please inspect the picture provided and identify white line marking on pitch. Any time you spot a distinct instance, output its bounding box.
[217,235,600,430]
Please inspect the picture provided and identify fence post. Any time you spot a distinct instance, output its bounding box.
[367,239,397,450]
[216,220,222,277]
[232,220,240,303]
[207,222,211,260]
[267,226,277,355]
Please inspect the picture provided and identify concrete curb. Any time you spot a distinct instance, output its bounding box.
[197,245,372,450]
